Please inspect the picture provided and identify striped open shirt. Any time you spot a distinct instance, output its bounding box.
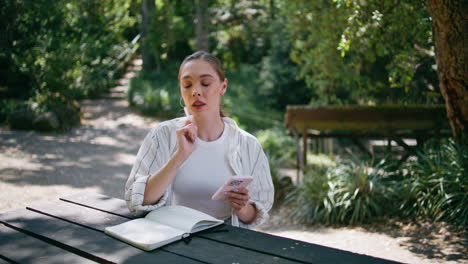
[124,117,274,229]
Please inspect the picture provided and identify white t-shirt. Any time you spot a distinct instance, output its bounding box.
[172,121,234,220]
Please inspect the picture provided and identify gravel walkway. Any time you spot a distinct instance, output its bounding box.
[0,99,159,212]
[1,96,466,264]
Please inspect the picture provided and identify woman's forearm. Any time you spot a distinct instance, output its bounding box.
[236,203,257,224]
[142,151,185,205]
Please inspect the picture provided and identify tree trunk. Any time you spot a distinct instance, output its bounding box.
[195,0,209,51]
[426,0,468,140]
[141,0,155,72]
[270,0,275,19]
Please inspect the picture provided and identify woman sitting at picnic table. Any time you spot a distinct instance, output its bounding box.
[124,51,274,228]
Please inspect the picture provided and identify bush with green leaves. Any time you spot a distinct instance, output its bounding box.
[286,158,399,225]
[0,99,26,124]
[1,0,137,131]
[29,91,81,131]
[1,92,80,131]
[1,0,137,98]
[398,139,468,225]
[256,13,310,110]
[128,68,181,118]
[283,0,441,104]
[223,66,283,132]
[285,138,468,226]
[256,128,296,166]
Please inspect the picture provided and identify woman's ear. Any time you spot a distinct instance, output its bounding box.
[220,78,228,95]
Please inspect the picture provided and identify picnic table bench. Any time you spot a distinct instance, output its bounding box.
[0,192,401,263]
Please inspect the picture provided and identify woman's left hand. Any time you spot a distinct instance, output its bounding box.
[225,187,250,211]
[226,187,258,224]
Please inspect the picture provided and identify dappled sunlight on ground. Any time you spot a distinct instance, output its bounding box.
[0,181,100,212]
[81,99,158,130]
[0,94,160,213]
[0,151,47,171]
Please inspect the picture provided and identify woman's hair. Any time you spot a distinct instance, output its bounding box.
[178,51,225,81]
[179,51,227,117]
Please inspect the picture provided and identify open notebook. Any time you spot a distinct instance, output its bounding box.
[105,205,224,251]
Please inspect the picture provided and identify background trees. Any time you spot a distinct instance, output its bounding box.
[0,0,138,129]
[2,0,450,116]
[284,0,441,105]
[135,0,466,139]
[135,0,444,107]
[1,0,464,136]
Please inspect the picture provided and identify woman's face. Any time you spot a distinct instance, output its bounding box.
[179,60,227,117]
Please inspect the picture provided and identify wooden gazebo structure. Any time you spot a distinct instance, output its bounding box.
[285,105,451,180]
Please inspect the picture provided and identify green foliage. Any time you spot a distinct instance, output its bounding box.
[286,158,398,224]
[0,93,80,131]
[0,100,27,124]
[210,1,273,68]
[223,66,283,132]
[137,0,444,116]
[307,153,337,168]
[399,139,468,225]
[284,139,467,226]
[256,127,296,166]
[1,0,137,98]
[128,64,181,117]
[284,0,442,104]
[144,0,194,71]
[28,91,81,131]
[0,0,137,130]
[257,14,310,110]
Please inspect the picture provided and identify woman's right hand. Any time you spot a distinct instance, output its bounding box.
[175,120,197,160]
[142,120,197,206]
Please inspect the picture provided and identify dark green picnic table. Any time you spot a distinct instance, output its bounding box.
[0,193,402,264]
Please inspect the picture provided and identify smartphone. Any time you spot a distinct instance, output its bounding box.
[211,175,253,201]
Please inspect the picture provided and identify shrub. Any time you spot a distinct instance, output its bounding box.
[29,92,81,131]
[224,65,283,132]
[285,166,334,223]
[256,127,296,166]
[127,69,181,118]
[0,99,26,124]
[307,153,337,169]
[257,15,310,110]
[399,139,468,225]
[2,93,80,132]
[286,158,399,225]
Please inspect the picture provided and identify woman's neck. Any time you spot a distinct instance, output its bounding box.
[193,113,224,141]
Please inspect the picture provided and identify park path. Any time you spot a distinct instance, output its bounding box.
[0,60,465,264]
[0,59,161,212]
